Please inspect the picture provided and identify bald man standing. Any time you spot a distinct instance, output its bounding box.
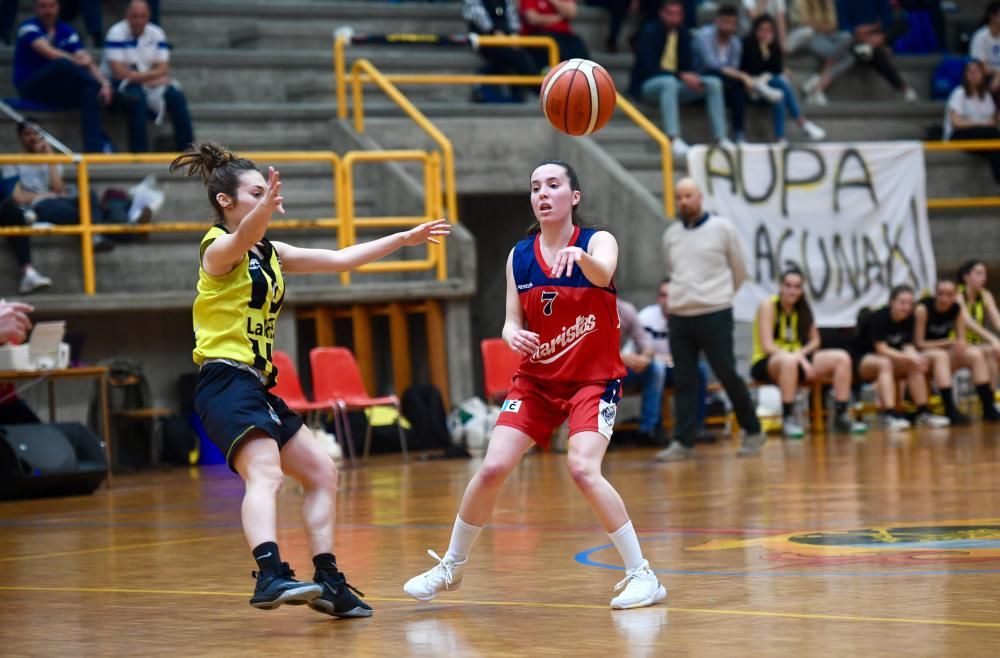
[656,178,764,461]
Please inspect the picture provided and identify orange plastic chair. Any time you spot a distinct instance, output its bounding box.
[480,337,521,404]
[309,347,408,463]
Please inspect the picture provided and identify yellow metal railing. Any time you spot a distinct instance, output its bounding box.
[348,59,459,223]
[343,149,447,282]
[616,94,675,218]
[333,33,677,219]
[0,149,447,294]
[923,140,1000,210]
[334,33,559,117]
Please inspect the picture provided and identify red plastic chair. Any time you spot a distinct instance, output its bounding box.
[309,347,408,463]
[480,337,521,404]
[271,350,329,416]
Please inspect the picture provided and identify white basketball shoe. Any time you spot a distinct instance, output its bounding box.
[610,560,667,610]
[403,550,467,602]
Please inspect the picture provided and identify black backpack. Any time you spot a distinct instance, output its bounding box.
[401,384,470,459]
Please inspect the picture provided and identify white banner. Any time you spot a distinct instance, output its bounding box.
[686,141,936,328]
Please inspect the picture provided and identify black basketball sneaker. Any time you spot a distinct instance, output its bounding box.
[249,563,323,610]
[308,566,373,618]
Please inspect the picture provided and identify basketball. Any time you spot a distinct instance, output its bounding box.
[540,58,617,137]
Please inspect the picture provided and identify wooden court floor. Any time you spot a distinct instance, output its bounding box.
[2,428,1000,657]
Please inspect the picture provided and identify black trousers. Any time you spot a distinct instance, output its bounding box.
[527,31,591,70]
[951,126,1000,183]
[668,308,761,447]
[858,44,905,91]
[720,75,747,136]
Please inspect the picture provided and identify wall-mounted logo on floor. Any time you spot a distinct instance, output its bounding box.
[689,521,1000,563]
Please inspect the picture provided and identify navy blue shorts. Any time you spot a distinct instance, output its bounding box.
[194,362,304,472]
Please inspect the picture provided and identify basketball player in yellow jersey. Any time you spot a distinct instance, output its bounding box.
[749,268,865,438]
[958,259,1000,387]
[171,142,448,618]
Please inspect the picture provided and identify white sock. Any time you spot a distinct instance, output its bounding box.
[444,515,482,563]
[608,520,645,571]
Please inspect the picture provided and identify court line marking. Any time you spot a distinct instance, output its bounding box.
[1,586,998,629]
[0,534,240,563]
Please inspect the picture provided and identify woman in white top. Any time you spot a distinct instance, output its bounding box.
[945,59,1000,183]
[969,1,1000,94]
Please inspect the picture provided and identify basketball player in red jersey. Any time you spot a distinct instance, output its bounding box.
[404,160,667,609]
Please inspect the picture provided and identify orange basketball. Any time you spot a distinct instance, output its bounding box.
[540,58,617,137]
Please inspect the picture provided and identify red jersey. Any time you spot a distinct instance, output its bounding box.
[521,0,573,35]
[512,226,626,382]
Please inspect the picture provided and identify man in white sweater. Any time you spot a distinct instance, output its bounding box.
[656,178,764,461]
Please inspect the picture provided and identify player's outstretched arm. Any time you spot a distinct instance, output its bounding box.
[273,219,450,274]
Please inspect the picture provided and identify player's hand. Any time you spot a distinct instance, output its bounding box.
[680,72,703,92]
[551,246,585,278]
[910,353,928,372]
[72,51,93,67]
[401,219,451,246]
[622,353,650,374]
[799,358,815,382]
[257,166,284,215]
[98,83,113,106]
[507,329,540,356]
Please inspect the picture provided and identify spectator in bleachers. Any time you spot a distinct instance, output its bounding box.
[0,120,127,294]
[520,0,590,68]
[791,0,854,106]
[59,0,101,47]
[958,259,1000,387]
[943,59,1000,184]
[587,0,631,52]
[0,300,43,426]
[740,13,826,141]
[629,0,729,159]
[695,5,754,143]
[13,0,114,153]
[914,278,1000,422]
[637,277,713,441]
[851,285,952,431]
[900,0,947,53]
[462,0,540,100]
[0,301,32,345]
[836,0,919,102]
[103,0,193,153]
[1,0,17,45]
[750,269,865,438]
[743,1,789,47]
[618,296,666,441]
[970,2,1000,97]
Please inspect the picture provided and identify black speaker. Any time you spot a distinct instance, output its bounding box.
[0,423,108,500]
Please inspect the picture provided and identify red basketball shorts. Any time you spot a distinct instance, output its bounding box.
[494,375,623,449]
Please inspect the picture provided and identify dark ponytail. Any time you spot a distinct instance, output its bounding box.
[170,141,259,221]
[957,259,986,287]
[527,159,585,236]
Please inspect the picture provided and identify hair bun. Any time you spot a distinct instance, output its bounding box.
[169,141,238,182]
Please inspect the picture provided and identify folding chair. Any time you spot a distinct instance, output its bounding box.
[309,347,408,463]
[480,337,521,404]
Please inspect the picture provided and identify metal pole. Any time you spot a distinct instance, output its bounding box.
[0,100,79,159]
